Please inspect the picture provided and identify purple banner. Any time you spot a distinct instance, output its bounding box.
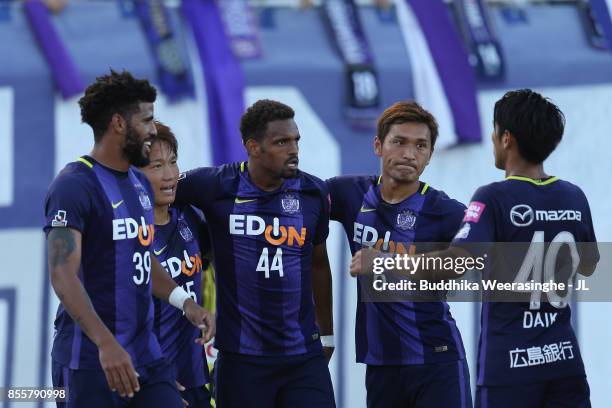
[216,0,262,60]
[587,0,612,50]
[182,0,246,165]
[405,0,481,143]
[134,0,194,100]
[322,0,380,130]
[453,0,504,80]
[24,0,84,99]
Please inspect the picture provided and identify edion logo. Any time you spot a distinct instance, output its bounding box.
[161,250,203,278]
[112,216,154,246]
[353,222,416,254]
[229,215,307,247]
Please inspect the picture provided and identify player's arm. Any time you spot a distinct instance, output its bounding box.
[47,227,140,398]
[150,255,215,343]
[578,259,598,276]
[312,242,334,362]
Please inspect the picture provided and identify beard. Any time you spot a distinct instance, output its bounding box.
[281,167,299,179]
[123,125,150,167]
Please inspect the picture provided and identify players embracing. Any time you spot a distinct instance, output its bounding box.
[175,100,336,408]
[330,101,472,408]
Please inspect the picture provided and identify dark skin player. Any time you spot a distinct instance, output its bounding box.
[47,93,214,400]
[243,116,335,362]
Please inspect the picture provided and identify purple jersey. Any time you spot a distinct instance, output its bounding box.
[44,156,162,370]
[452,176,600,386]
[152,205,211,388]
[327,175,467,366]
[175,162,330,356]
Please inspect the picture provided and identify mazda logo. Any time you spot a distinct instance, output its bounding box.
[510,204,534,227]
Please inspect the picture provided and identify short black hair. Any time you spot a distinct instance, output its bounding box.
[377,101,438,147]
[239,99,295,144]
[494,89,565,164]
[79,69,157,142]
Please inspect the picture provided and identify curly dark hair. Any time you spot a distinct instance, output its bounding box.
[79,70,157,141]
[377,101,438,148]
[494,89,565,164]
[239,99,295,144]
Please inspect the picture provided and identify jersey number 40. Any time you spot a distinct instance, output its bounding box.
[514,231,580,310]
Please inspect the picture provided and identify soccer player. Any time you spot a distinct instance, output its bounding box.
[450,89,599,408]
[355,90,600,407]
[330,101,472,408]
[174,99,336,408]
[44,70,214,408]
[139,121,213,408]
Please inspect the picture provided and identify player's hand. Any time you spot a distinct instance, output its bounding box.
[98,337,140,398]
[184,299,215,344]
[175,381,189,407]
[323,346,335,363]
[350,249,367,277]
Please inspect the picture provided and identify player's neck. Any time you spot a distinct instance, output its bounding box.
[90,138,130,172]
[246,159,284,192]
[154,205,171,225]
[505,158,547,180]
[380,177,420,204]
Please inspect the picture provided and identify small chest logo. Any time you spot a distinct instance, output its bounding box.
[179,224,194,242]
[281,193,300,214]
[134,184,152,211]
[397,210,417,231]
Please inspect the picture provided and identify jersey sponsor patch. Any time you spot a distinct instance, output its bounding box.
[51,210,68,227]
[464,201,486,223]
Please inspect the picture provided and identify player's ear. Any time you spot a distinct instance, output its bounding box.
[110,113,126,135]
[374,136,383,157]
[245,138,260,157]
[502,130,513,150]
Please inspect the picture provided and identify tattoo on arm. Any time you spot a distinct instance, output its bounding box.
[48,228,76,267]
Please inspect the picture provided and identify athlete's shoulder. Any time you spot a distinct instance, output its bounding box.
[297,170,330,195]
[468,180,509,204]
[553,178,588,197]
[422,183,466,215]
[129,165,148,182]
[173,203,204,225]
[182,162,236,180]
[48,158,97,194]
[326,174,377,194]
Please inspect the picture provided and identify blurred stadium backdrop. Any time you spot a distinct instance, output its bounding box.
[1,0,611,406]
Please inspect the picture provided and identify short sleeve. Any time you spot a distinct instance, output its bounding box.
[325,177,344,222]
[452,186,497,246]
[43,174,92,235]
[440,199,467,243]
[313,183,331,245]
[577,191,600,266]
[175,167,217,210]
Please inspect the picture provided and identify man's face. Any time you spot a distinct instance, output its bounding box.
[256,119,300,179]
[123,102,156,167]
[375,122,433,183]
[491,123,505,170]
[141,141,179,208]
